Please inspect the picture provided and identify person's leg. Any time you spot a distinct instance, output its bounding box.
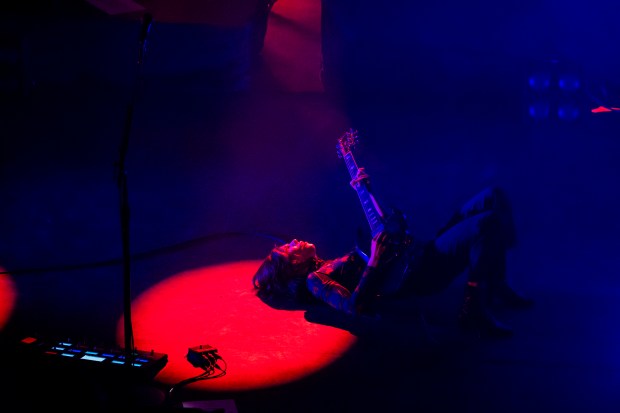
[458,186,517,249]
[464,187,532,307]
[434,210,513,338]
[435,209,511,283]
[439,186,531,308]
[437,186,517,249]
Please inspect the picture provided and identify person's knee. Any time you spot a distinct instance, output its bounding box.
[469,186,503,208]
[478,210,502,235]
[491,185,508,199]
[484,185,511,213]
[488,185,502,196]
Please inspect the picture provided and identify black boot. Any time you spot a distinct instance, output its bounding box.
[459,284,513,338]
[489,281,534,309]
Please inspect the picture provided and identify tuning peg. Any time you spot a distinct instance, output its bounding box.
[336,143,343,158]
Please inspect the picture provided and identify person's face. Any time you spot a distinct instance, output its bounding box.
[277,239,317,265]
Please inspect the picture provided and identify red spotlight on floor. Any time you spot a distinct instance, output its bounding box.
[119,260,357,392]
[0,268,17,331]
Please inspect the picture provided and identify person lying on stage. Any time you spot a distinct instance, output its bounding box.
[252,169,533,338]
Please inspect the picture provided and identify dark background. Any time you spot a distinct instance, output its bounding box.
[1,0,620,412]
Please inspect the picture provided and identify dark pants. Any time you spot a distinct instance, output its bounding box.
[402,186,517,296]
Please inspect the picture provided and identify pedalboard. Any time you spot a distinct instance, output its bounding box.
[15,335,168,380]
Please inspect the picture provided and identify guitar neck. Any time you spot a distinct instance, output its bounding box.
[343,152,385,237]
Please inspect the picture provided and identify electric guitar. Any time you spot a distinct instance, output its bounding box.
[336,128,414,295]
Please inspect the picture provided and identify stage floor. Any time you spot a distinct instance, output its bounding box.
[1,1,620,412]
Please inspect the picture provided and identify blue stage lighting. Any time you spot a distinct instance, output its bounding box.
[528,73,551,91]
[558,74,580,92]
[557,103,580,121]
[529,102,550,120]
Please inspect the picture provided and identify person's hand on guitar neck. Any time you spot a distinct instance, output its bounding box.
[350,167,370,189]
[350,167,386,220]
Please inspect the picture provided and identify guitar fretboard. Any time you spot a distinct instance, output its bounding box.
[343,152,384,237]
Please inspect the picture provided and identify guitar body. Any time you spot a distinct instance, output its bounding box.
[337,129,414,296]
[356,207,414,296]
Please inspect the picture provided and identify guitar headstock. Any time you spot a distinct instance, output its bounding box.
[336,128,359,158]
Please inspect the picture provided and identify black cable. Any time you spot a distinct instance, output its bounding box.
[0,231,285,276]
[165,353,228,408]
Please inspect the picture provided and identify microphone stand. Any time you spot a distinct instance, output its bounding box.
[116,12,152,368]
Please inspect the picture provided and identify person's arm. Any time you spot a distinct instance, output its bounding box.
[306,231,389,315]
